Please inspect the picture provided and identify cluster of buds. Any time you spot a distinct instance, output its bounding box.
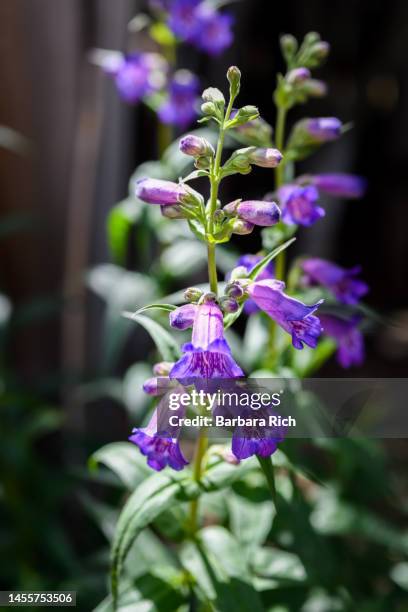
[280,32,330,70]
[179,134,215,170]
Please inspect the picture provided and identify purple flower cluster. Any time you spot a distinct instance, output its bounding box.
[166,0,233,56]
[101,52,167,104]
[302,258,368,305]
[158,70,200,129]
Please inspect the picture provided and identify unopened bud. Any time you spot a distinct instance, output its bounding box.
[225,282,244,299]
[201,292,217,304]
[179,134,214,158]
[184,287,204,302]
[304,31,321,45]
[286,67,311,85]
[248,147,282,168]
[301,79,327,97]
[227,65,241,98]
[213,209,225,222]
[142,377,160,396]
[228,106,260,128]
[310,41,330,62]
[280,34,298,59]
[202,87,225,106]
[231,219,254,235]
[153,361,174,376]
[220,296,239,313]
[223,199,241,215]
[237,200,281,227]
[201,101,217,116]
[230,266,249,280]
[160,204,184,219]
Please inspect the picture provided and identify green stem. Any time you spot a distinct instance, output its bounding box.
[188,429,208,534]
[207,243,218,294]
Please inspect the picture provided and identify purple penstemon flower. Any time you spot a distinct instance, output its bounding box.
[135,178,188,205]
[278,184,325,226]
[320,314,365,368]
[167,0,201,41]
[193,4,234,56]
[107,52,167,104]
[169,299,244,379]
[235,200,281,227]
[129,395,188,471]
[302,258,369,305]
[248,279,323,349]
[159,70,199,128]
[300,173,367,199]
[231,409,285,460]
[304,117,342,142]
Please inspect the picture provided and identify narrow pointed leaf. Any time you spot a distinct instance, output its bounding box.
[122,312,180,361]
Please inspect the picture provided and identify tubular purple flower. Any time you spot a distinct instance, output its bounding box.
[237,200,281,227]
[232,429,283,460]
[169,300,244,379]
[169,304,197,330]
[304,173,367,199]
[179,134,214,157]
[143,377,161,396]
[129,394,188,471]
[167,0,201,40]
[320,314,365,368]
[302,258,369,305]
[305,117,342,142]
[135,178,188,205]
[159,70,199,128]
[113,55,151,103]
[248,148,283,168]
[248,279,323,349]
[278,184,324,226]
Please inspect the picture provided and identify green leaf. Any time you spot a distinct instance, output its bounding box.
[149,22,176,46]
[250,547,306,585]
[227,493,275,548]
[390,562,408,591]
[133,303,177,316]
[122,313,180,362]
[291,337,336,377]
[110,472,189,605]
[249,238,296,280]
[160,241,207,277]
[122,363,156,420]
[107,199,142,264]
[181,526,264,611]
[89,442,150,490]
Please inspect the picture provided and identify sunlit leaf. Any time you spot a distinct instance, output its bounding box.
[122,313,180,362]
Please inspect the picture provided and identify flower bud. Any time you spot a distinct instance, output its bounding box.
[201,291,217,304]
[142,377,160,396]
[304,31,321,45]
[213,209,225,222]
[152,361,174,376]
[180,184,205,207]
[230,266,249,280]
[160,204,184,218]
[169,303,196,330]
[220,296,239,313]
[223,199,241,215]
[195,155,212,169]
[286,67,311,85]
[202,87,225,106]
[228,106,260,127]
[310,41,330,62]
[280,34,298,58]
[135,178,187,205]
[248,147,283,168]
[201,101,217,116]
[304,117,342,142]
[301,79,327,98]
[225,282,244,299]
[231,219,254,235]
[179,134,214,158]
[227,65,241,98]
[237,200,281,227]
[184,287,204,302]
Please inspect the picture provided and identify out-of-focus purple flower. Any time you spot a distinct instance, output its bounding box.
[232,436,280,460]
[167,0,233,56]
[302,173,367,199]
[129,400,188,471]
[104,52,167,104]
[320,314,365,368]
[169,303,197,330]
[304,117,342,142]
[236,200,281,227]
[302,258,369,305]
[135,178,188,205]
[248,279,323,349]
[169,299,244,379]
[167,0,201,41]
[159,70,199,128]
[278,184,324,226]
[194,5,234,56]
